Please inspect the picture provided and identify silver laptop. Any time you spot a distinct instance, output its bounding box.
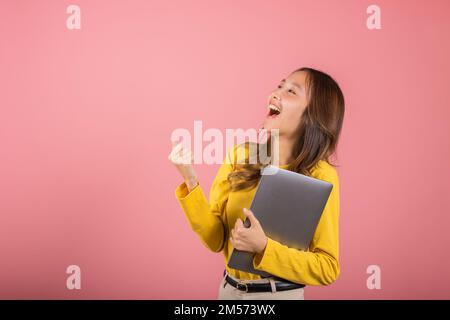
[227,165,333,277]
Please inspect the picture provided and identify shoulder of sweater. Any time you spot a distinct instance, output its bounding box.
[311,160,340,186]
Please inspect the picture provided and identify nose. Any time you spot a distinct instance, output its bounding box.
[267,91,282,104]
[270,93,281,102]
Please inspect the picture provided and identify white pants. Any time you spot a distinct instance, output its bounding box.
[218,272,305,300]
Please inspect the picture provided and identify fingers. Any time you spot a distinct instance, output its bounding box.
[179,148,193,164]
[243,208,258,226]
[230,228,240,250]
[168,140,193,165]
[231,218,243,242]
[231,220,241,239]
[168,145,183,163]
[171,138,180,149]
[173,148,191,164]
[235,218,244,229]
[169,142,182,158]
[230,232,236,248]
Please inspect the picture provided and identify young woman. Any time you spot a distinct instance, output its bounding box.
[168,67,345,300]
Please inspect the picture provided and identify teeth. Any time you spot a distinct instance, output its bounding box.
[268,104,281,113]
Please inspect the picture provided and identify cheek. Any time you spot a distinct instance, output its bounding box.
[281,105,304,130]
[283,106,303,122]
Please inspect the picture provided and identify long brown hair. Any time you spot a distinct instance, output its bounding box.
[227,67,345,191]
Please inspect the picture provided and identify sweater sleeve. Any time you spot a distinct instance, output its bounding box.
[174,145,237,253]
[252,169,341,286]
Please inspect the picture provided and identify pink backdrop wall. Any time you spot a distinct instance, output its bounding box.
[1,0,449,299]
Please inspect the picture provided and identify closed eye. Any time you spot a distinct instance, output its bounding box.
[277,84,296,95]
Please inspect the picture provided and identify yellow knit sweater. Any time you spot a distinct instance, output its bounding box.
[175,143,340,286]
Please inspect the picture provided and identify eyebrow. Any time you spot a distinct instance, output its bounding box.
[280,79,303,90]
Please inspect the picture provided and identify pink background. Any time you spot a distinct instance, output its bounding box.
[1,0,449,299]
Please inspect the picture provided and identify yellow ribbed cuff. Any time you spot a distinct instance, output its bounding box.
[253,237,276,270]
[175,181,201,200]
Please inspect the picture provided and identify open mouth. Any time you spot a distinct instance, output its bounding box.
[267,104,281,118]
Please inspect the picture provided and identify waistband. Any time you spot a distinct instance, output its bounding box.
[223,269,305,293]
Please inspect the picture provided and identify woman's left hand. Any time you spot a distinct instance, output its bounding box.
[230,208,268,254]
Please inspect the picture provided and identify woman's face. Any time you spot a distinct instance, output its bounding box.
[262,70,310,138]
